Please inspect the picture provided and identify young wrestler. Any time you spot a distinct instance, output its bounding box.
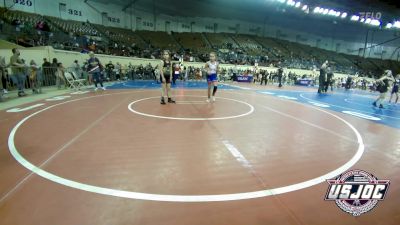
[205,52,219,102]
[160,50,175,104]
[373,70,395,108]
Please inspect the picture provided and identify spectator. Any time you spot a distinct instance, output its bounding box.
[0,56,7,99]
[56,62,66,89]
[9,48,27,97]
[72,60,82,78]
[29,60,40,93]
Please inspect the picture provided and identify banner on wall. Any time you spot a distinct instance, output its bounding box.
[236,74,253,82]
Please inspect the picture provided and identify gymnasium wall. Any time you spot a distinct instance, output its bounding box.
[2,0,399,60]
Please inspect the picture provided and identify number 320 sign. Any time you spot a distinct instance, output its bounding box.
[14,0,33,6]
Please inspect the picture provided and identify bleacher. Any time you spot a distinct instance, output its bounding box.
[1,8,399,76]
[2,10,56,32]
[206,33,239,49]
[45,16,99,36]
[231,35,264,56]
[94,25,146,48]
[173,32,210,53]
[254,36,290,59]
[136,31,180,51]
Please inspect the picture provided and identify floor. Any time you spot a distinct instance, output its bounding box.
[0,81,399,225]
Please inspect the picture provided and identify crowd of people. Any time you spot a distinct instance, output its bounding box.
[2,10,391,80]
[1,45,399,108]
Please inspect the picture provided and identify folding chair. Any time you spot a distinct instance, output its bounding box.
[64,72,86,90]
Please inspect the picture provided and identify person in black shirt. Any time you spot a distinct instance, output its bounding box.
[105,61,115,81]
[277,63,284,88]
[373,70,395,108]
[260,69,268,86]
[325,65,334,92]
[159,50,175,104]
[318,60,328,93]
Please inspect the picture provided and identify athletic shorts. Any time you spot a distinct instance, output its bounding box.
[392,85,399,94]
[207,74,217,82]
[161,75,171,84]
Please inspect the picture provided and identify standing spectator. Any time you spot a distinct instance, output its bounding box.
[0,56,7,99]
[172,63,181,85]
[42,58,51,85]
[184,66,189,81]
[51,58,58,84]
[56,62,66,89]
[127,62,134,80]
[29,60,40,93]
[232,64,238,81]
[318,60,328,93]
[72,60,82,78]
[277,63,284,88]
[105,61,115,80]
[1,66,9,94]
[195,68,202,81]
[325,66,334,92]
[87,51,105,91]
[260,69,268,86]
[115,62,121,81]
[9,48,26,97]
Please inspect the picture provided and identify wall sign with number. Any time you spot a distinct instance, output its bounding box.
[143,21,153,27]
[68,9,82,16]
[108,17,120,23]
[13,0,33,6]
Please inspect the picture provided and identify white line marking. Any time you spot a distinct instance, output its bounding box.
[1,93,134,203]
[277,95,298,100]
[6,91,365,202]
[6,104,45,113]
[225,84,251,90]
[300,93,400,120]
[259,91,276,95]
[342,111,382,121]
[71,91,90,95]
[222,140,252,168]
[222,140,273,195]
[45,96,71,101]
[345,98,400,113]
[308,101,330,108]
[128,96,255,121]
[259,105,357,143]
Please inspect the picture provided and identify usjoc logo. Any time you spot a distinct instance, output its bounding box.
[325,169,390,216]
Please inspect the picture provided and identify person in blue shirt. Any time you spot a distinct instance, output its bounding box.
[87,51,105,91]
